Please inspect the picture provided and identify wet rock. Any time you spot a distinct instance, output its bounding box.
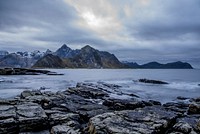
[16,102,48,132]
[50,94,109,120]
[0,118,18,134]
[68,85,108,99]
[163,102,189,114]
[19,130,50,134]
[138,78,169,84]
[149,100,162,105]
[0,105,18,134]
[177,96,190,100]
[20,90,43,99]
[0,68,61,75]
[49,113,80,126]
[188,103,200,114]
[103,98,146,110]
[51,124,81,134]
[173,122,193,133]
[88,106,178,134]
[170,116,200,134]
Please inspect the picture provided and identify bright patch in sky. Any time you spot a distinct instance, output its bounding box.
[82,12,102,28]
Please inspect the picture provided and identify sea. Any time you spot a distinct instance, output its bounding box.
[0,69,200,103]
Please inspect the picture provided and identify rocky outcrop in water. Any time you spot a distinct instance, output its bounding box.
[0,82,200,134]
[138,78,169,84]
[0,68,62,75]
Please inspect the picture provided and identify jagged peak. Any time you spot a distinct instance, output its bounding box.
[81,45,95,51]
[59,44,71,50]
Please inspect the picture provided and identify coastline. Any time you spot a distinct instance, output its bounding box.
[0,82,200,133]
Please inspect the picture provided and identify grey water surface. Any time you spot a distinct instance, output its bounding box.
[0,69,200,103]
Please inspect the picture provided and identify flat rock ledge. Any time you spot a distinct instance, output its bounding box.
[0,82,200,134]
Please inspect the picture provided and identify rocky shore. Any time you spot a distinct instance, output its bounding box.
[0,82,200,134]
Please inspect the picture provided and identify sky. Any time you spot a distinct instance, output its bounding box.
[0,0,200,67]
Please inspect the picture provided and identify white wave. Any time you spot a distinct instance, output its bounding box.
[166,82,200,90]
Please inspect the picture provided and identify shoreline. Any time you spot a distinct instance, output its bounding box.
[0,82,200,133]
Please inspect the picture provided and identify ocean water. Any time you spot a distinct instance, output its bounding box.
[0,69,200,103]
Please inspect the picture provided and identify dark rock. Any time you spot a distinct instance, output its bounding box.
[88,106,178,134]
[20,90,42,99]
[51,124,81,134]
[103,98,147,110]
[68,85,109,99]
[46,72,64,75]
[188,103,200,114]
[50,94,109,120]
[138,78,169,84]
[170,116,200,134]
[149,100,162,105]
[0,105,18,134]
[49,113,80,126]
[0,68,56,75]
[172,122,193,133]
[19,130,50,134]
[163,102,189,114]
[16,102,48,132]
[177,96,190,100]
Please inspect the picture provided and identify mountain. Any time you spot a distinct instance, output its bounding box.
[33,45,125,68]
[54,44,80,58]
[141,62,163,69]
[0,53,32,68]
[0,44,194,69]
[69,45,124,68]
[0,51,9,59]
[124,61,193,69]
[33,54,65,68]
[122,61,140,68]
[0,50,47,68]
[160,61,193,69]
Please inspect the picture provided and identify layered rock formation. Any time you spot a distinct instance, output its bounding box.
[0,82,200,133]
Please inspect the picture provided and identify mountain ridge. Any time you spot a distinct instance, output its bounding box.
[0,44,194,69]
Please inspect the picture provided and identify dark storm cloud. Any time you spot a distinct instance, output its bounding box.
[0,0,199,67]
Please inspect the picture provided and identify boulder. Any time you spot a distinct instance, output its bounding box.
[88,106,178,134]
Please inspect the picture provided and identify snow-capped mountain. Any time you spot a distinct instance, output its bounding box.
[0,51,9,59]
[0,50,48,68]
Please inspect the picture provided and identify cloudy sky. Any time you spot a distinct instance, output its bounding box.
[0,0,200,67]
